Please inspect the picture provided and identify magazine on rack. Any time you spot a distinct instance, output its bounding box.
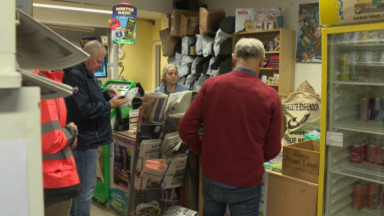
[162,205,198,216]
[138,92,168,129]
[161,132,182,158]
[16,9,90,70]
[164,91,193,119]
[135,159,167,190]
[162,154,188,189]
[136,139,162,172]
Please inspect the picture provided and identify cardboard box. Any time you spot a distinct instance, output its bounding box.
[171,9,199,36]
[267,171,318,216]
[282,140,320,183]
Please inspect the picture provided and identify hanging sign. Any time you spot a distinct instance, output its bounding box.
[320,0,384,26]
[109,2,137,44]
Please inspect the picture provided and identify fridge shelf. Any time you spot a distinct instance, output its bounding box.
[334,121,384,135]
[331,162,384,185]
[334,81,384,87]
[338,207,381,216]
[332,42,384,51]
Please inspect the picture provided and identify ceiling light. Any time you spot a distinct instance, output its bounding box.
[33,3,112,14]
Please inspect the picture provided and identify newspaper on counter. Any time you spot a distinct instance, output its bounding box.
[162,205,199,216]
[136,200,161,216]
[162,154,188,189]
[135,159,167,190]
[122,87,139,108]
[164,91,193,119]
[136,139,162,172]
[138,92,168,129]
[161,132,182,158]
[16,9,90,71]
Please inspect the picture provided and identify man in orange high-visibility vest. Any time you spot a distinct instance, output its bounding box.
[33,70,81,216]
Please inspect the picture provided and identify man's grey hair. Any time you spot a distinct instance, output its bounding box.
[162,64,178,81]
[234,38,265,60]
[83,40,106,57]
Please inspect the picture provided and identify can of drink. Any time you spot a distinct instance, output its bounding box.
[360,98,369,121]
[374,98,381,121]
[362,141,367,161]
[353,184,364,210]
[368,145,378,163]
[377,146,384,165]
[351,143,362,163]
[369,98,375,120]
[368,184,379,209]
[359,182,369,207]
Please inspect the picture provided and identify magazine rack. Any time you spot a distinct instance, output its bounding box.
[127,95,193,215]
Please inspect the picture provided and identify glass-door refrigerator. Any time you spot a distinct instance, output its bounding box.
[320,22,384,216]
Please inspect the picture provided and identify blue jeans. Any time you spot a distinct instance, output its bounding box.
[202,176,262,216]
[70,148,98,216]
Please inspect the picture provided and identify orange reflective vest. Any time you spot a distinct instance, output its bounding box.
[33,71,81,202]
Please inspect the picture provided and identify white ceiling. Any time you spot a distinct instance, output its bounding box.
[33,0,165,20]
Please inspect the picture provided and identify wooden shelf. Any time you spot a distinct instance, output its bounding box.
[266,51,280,54]
[236,29,282,34]
[261,68,279,70]
[233,28,295,95]
[268,84,279,87]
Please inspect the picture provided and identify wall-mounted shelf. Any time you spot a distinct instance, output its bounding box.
[233,29,295,94]
[334,81,384,87]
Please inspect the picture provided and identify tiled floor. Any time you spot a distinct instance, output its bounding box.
[91,201,117,216]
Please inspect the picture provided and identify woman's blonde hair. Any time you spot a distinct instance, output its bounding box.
[162,64,178,82]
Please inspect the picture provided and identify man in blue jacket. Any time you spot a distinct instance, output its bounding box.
[63,40,128,216]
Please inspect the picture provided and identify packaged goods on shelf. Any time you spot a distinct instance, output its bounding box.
[162,154,188,189]
[135,159,167,190]
[138,92,168,126]
[199,8,225,35]
[137,139,162,172]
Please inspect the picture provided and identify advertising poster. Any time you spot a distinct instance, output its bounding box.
[109,3,137,44]
[78,36,101,48]
[320,0,384,26]
[296,3,322,63]
[109,135,135,216]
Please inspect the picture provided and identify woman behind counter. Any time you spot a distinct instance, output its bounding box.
[155,64,189,95]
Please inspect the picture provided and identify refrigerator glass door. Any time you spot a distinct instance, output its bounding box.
[324,25,384,216]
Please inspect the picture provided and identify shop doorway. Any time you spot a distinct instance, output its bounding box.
[153,41,162,90]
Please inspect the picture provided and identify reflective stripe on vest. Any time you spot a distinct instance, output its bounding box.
[42,120,61,134]
[43,149,72,160]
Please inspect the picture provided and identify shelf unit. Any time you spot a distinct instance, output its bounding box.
[232,29,296,94]
[338,207,381,216]
[334,121,384,135]
[331,162,384,184]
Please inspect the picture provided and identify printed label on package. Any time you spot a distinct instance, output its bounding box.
[109,3,137,44]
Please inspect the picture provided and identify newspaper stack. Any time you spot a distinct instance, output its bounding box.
[135,159,167,190]
[162,205,199,216]
[136,200,160,216]
[161,132,182,158]
[136,139,162,172]
[162,154,188,189]
[139,92,168,125]
[164,91,193,119]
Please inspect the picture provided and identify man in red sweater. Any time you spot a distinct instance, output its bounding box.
[179,38,282,216]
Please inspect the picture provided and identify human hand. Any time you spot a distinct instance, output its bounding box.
[67,122,78,135]
[71,138,77,150]
[108,88,121,97]
[110,96,129,109]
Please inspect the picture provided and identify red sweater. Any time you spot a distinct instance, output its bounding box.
[179,69,282,187]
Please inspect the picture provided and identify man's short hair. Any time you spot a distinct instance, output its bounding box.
[234,38,265,61]
[83,40,106,57]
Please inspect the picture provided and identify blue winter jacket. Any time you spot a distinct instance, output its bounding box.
[63,64,113,149]
[155,82,189,94]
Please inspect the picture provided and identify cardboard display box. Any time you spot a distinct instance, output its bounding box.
[267,171,318,216]
[282,140,320,183]
[171,9,199,37]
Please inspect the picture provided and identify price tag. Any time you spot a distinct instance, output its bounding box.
[326,132,343,147]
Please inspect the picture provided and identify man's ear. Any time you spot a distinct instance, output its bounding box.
[259,56,265,68]
[232,53,236,67]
